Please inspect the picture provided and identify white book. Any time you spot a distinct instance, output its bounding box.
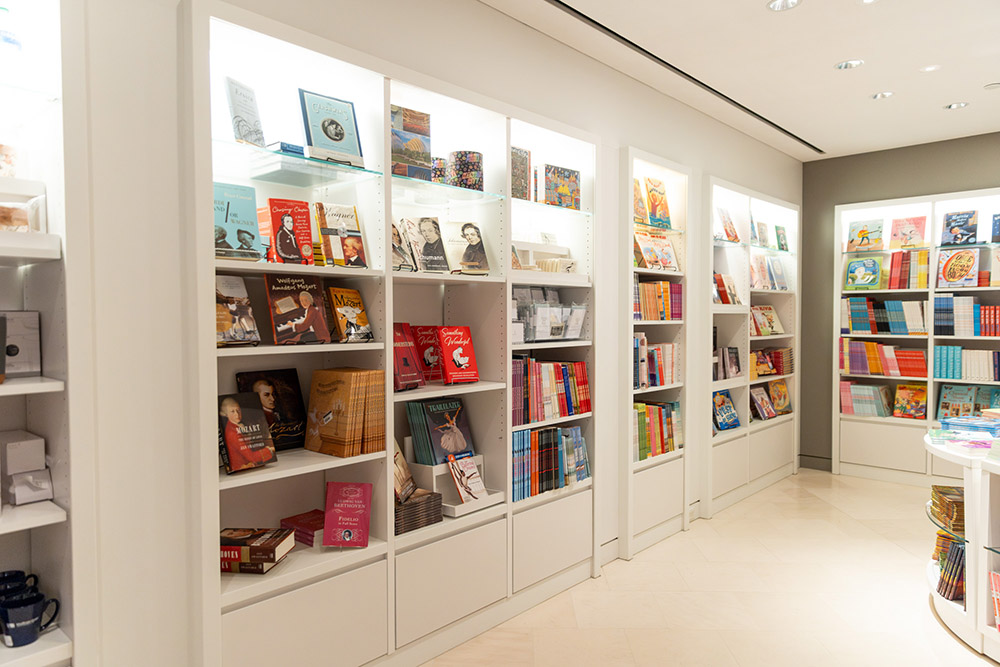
[902,301,925,335]
[225,77,265,147]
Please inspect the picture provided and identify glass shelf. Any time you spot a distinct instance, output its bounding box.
[212,140,383,188]
[985,545,1000,556]
[713,238,746,248]
[750,244,794,255]
[842,246,932,254]
[937,243,1000,249]
[511,197,592,218]
[926,500,966,543]
[391,174,504,205]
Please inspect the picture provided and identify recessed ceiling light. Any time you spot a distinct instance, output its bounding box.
[860,0,878,4]
[920,65,941,73]
[944,102,969,110]
[766,0,800,10]
[985,83,1000,91]
[871,91,893,100]
[835,59,864,70]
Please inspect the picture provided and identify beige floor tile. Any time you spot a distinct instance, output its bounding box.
[625,628,738,666]
[424,628,534,666]
[688,534,778,563]
[532,628,635,666]
[721,630,839,667]
[676,561,768,592]
[499,590,578,630]
[631,533,707,564]
[652,591,762,631]
[571,589,664,629]
[602,559,690,592]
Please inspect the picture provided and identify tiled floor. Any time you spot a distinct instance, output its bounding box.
[424,469,998,666]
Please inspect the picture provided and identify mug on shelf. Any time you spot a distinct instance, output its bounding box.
[0,592,59,647]
[0,571,38,589]
[0,582,37,600]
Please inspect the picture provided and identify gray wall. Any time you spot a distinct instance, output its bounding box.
[800,132,1000,470]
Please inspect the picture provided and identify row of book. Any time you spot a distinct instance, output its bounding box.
[633,334,680,389]
[749,382,793,421]
[511,426,591,502]
[749,255,790,291]
[633,401,683,461]
[839,340,928,377]
[712,347,741,382]
[841,297,927,335]
[633,280,683,321]
[511,358,592,426]
[845,247,1000,291]
[884,249,930,290]
[216,275,374,347]
[841,213,1000,252]
[936,541,966,602]
[935,346,1000,381]
[715,207,791,251]
[749,305,785,336]
[839,381,927,419]
[751,348,793,379]
[393,323,479,391]
[712,273,741,305]
[934,294,1000,336]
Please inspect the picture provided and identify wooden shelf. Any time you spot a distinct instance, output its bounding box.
[0,628,72,667]
[632,449,683,472]
[512,477,592,513]
[0,377,65,398]
[217,342,384,358]
[0,232,61,267]
[509,270,591,287]
[219,450,385,491]
[392,380,506,403]
[0,502,67,537]
[511,340,591,351]
[215,259,383,279]
[512,412,593,432]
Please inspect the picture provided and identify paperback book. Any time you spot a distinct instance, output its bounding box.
[941,211,978,245]
[443,221,489,273]
[437,326,480,384]
[217,392,277,473]
[632,178,649,225]
[326,287,374,343]
[215,275,260,347]
[305,367,385,457]
[846,220,883,252]
[298,89,363,167]
[447,453,487,503]
[323,481,372,547]
[411,325,443,383]
[314,202,367,268]
[768,379,792,415]
[393,439,416,504]
[712,390,740,430]
[264,274,332,344]
[544,164,581,210]
[214,183,264,260]
[889,216,927,249]
[844,257,882,290]
[643,177,671,228]
[391,221,417,271]
[893,383,927,420]
[235,368,306,451]
[259,198,313,265]
[392,323,426,391]
[757,222,770,249]
[775,225,789,251]
[402,217,450,272]
[937,248,979,288]
[993,214,1000,244]
[717,208,739,243]
[750,386,777,420]
[406,397,476,465]
[225,78,265,147]
[390,104,431,180]
[511,147,531,200]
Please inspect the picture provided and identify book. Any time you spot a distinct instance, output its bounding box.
[298,89,363,167]
[721,274,741,304]
[750,386,777,420]
[511,147,531,200]
[846,220,883,252]
[220,556,287,575]
[442,221,490,273]
[447,453,487,502]
[407,397,476,465]
[649,231,680,271]
[993,214,1000,244]
[990,572,1000,626]
[215,275,260,347]
[323,481,372,547]
[314,202,367,268]
[717,207,739,242]
[544,164,580,210]
[393,439,416,504]
[304,368,385,457]
[768,379,792,415]
[260,198,313,265]
[757,222,770,249]
[224,77,265,147]
[889,216,927,249]
[844,257,882,289]
[392,323,425,391]
[937,384,978,419]
[941,211,978,245]
[712,390,740,430]
[775,225,789,251]
[937,248,979,288]
[220,528,294,563]
[391,221,418,271]
[633,228,660,269]
[751,305,785,335]
[264,274,331,344]
[235,368,306,451]
[402,217,450,272]
[214,183,264,261]
[390,104,431,180]
[893,383,927,420]
[643,177,671,228]
[437,326,480,384]
[632,179,649,225]
[281,509,325,547]
[326,287,374,343]
[768,257,789,290]
[395,488,443,534]
[218,393,277,473]
[724,347,741,378]
[411,325,443,382]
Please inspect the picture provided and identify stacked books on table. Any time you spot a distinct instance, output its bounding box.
[840,296,926,335]
[220,528,295,575]
[940,416,1000,436]
[840,340,927,377]
[281,509,325,547]
[394,489,443,535]
[930,485,965,535]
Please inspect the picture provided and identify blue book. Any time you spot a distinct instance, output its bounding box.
[975,304,982,336]
[713,390,740,430]
[556,431,566,489]
[213,183,264,261]
[561,365,574,415]
[993,214,1000,243]
[298,89,364,167]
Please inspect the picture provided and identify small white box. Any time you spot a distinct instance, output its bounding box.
[9,468,53,505]
[1,312,41,378]
[0,430,45,477]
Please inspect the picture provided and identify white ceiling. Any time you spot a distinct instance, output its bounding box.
[480,0,1000,162]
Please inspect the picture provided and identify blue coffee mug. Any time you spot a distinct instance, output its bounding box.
[0,593,58,647]
[0,585,38,602]
[0,571,38,589]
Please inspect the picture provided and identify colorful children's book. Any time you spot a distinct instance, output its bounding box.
[717,208,739,243]
[323,481,372,547]
[643,177,671,229]
[633,228,660,269]
[757,222,770,249]
[775,225,789,251]
[511,147,531,201]
[937,248,979,287]
[632,179,649,225]
[544,164,581,210]
[750,386,777,420]
[889,216,927,249]
[314,202,366,268]
[712,390,740,430]
[768,379,792,415]
[937,384,978,419]
[893,384,927,420]
[214,183,264,261]
[844,257,882,289]
[264,274,331,344]
[751,305,785,335]
[846,220,883,252]
[326,287,374,342]
[768,257,789,290]
[650,230,679,271]
[941,211,978,245]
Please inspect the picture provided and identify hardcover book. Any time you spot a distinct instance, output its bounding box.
[323,481,372,547]
[402,217,450,272]
[768,257,789,290]
[775,225,789,251]
[235,368,306,451]
[392,323,426,391]
[937,248,979,288]
[215,275,260,347]
[437,325,480,384]
[391,221,417,271]
[993,214,1000,244]
[544,164,581,210]
[893,383,927,420]
[298,89,363,167]
[220,528,294,563]
[650,231,679,271]
[314,202,366,268]
[511,147,531,200]
[844,257,882,289]
[750,386,777,419]
[411,325,443,382]
[214,183,264,260]
[712,390,740,430]
[393,439,416,504]
[633,228,660,269]
[217,393,277,473]
[717,208,739,243]
[220,556,286,575]
[643,177,671,229]
[751,305,785,335]
[443,221,489,273]
[281,509,325,547]
[260,198,313,264]
[632,179,649,225]
[326,287,374,343]
[424,398,475,463]
[390,104,431,180]
[937,384,977,419]
[225,77,265,147]
[941,211,978,246]
[846,220,883,252]
[889,216,927,249]
[264,274,332,344]
[768,379,792,415]
[447,452,487,503]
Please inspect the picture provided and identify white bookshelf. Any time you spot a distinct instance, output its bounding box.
[705,178,800,516]
[833,187,1000,484]
[618,147,691,559]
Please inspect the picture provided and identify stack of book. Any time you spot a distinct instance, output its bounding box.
[840,340,927,377]
[940,416,1000,436]
[839,381,893,417]
[885,249,930,289]
[632,401,683,461]
[394,489,443,535]
[841,297,926,335]
[633,280,683,320]
[511,425,590,502]
[280,510,324,547]
[305,368,385,457]
[934,529,963,562]
[931,485,965,535]
[511,358,592,426]
[937,541,966,601]
[405,396,475,465]
[220,528,295,575]
[712,273,741,305]
[935,346,1000,381]
[633,333,680,389]
[393,323,480,390]
[758,347,794,376]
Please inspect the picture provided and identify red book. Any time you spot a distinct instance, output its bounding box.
[263,274,331,345]
[866,300,877,333]
[260,198,313,265]
[437,326,480,384]
[411,325,443,383]
[392,323,425,391]
[714,274,730,304]
[888,253,900,290]
[323,481,372,548]
[899,252,911,289]
[220,528,294,563]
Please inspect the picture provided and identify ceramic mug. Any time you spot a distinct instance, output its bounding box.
[0,592,58,647]
[0,571,38,589]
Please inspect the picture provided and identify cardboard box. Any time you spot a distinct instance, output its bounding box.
[9,468,53,505]
[0,430,45,477]
[0,312,41,378]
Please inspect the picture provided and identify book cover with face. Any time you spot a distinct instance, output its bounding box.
[264,274,331,344]
[443,221,490,273]
[218,392,276,473]
[235,368,306,451]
